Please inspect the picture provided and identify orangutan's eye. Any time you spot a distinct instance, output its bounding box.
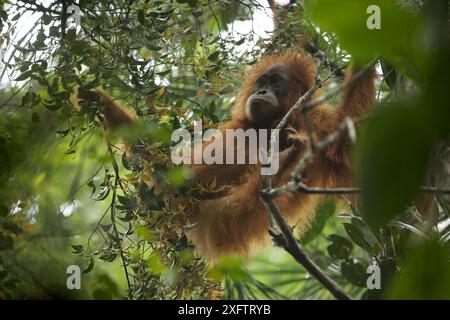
[271,74,285,87]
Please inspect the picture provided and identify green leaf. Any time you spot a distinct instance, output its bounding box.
[192,9,202,17]
[166,166,193,187]
[21,92,32,106]
[0,204,8,218]
[209,100,216,113]
[66,28,77,41]
[341,259,367,287]
[156,69,171,77]
[43,101,64,111]
[301,200,335,244]
[3,278,19,290]
[15,71,32,81]
[91,185,110,201]
[147,43,162,51]
[31,111,40,123]
[147,253,167,275]
[117,195,137,210]
[235,38,245,46]
[11,13,21,21]
[137,9,146,25]
[207,51,220,62]
[83,258,95,274]
[177,0,198,7]
[100,224,112,233]
[42,14,52,25]
[0,235,13,250]
[305,0,420,65]
[49,26,60,37]
[209,256,249,282]
[99,252,117,262]
[388,241,450,299]
[1,221,22,235]
[118,211,134,222]
[0,10,7,22]
[71,244,84,254]
[343,219,380,255]
[327,234,353,260]
[71,39,89,55]
[356,103,433,229]
[0,270,8,281]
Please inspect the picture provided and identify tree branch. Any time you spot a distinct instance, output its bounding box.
[259,193,351,300]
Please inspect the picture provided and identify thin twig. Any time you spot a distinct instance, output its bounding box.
[107,143,133,298]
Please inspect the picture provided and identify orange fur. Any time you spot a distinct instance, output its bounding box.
[89,51,377,261]
[187,52,376,260]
